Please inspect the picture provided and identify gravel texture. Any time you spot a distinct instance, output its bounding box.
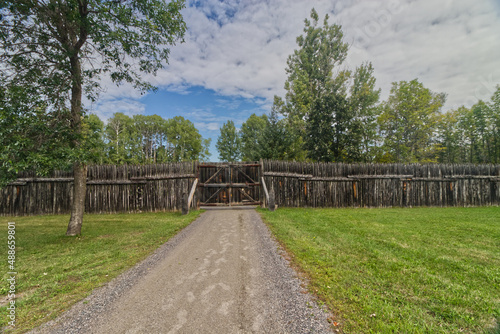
[30,208,333,334]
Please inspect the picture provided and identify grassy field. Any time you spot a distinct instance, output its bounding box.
[259,206,500,334]
[0,211,201,333]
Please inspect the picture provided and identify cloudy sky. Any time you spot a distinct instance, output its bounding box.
[89,0,500,160]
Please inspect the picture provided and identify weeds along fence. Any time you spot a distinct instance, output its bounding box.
[1,161,499,216]
[0,163,197,216]
[262,161,500,208]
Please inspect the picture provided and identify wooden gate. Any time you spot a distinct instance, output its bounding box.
[197,163,261,206]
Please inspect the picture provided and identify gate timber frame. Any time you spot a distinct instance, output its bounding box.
[197,162,262,206]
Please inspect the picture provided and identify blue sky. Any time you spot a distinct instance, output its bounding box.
[88,0,500,161]
[140,86,267,158]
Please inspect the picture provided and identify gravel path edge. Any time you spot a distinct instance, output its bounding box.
[29,213,208,334]
[29,209,334,333]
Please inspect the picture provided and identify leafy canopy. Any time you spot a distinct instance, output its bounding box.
[240,113,268,161]
[216,120,241,162]
[378,79,446,163]
[281,8,349,122]
[0,0,187,103]
[0,0,186,186]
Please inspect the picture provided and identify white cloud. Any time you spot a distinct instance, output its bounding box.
[89,98,146,122]
[340,0,500,109]
[177,105,254,135]
[194,121,220,132]
[91,0,500,114]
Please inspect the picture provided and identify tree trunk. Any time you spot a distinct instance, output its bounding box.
[66,162,87,236]
[66,52,85,236]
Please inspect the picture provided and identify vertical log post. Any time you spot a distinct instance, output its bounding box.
[261,177,269,208]
[268,187,276,212]
[187,178,198,209]
[259,159,265,207]
[182,191,189,215]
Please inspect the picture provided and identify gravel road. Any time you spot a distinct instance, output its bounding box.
[32,208,332,334]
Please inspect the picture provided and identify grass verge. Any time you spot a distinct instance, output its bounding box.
[0,210,201,333]
[259,207,500,334]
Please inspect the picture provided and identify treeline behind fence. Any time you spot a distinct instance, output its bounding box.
[1,161,499,216]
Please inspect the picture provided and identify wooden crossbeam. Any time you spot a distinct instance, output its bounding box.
[199,183,259,188]
[238,188,257,203]
[202,186,225,204]
[204,167,224,184]
[235,166,257,184]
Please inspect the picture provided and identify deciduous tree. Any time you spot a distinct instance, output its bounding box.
[279,8,349,123]
[260,106,299,160]
[0,86,74,186]
[273,8,349,161]
[0,0,186,235]
[216,120,241,162]
[105,113,138,164]
[240,113,267,161]
[436,109,461,163]
[348,62,381,162]
[490,85,500,163]
[165,116,211,162]
[378,79,445,163]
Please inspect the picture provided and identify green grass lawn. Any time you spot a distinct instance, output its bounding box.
[0,211,201,333]
[259,207,500,334]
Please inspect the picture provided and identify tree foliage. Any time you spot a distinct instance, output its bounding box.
[271,8,350,161]
[436,86,500,164]
[378,79,445,163]
[305,94,338,162]
[0,0,186,101]
[216,120,241,162]
[0,0,186,235]
[348,62,381,162]
[280,8,349,123]
[166,116,211,162]
[260,106,299,161]
[240,113,268,161]
[0,86,73,186]
[103,113,210,164]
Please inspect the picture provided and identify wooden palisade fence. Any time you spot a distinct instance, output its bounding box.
[0,163,197,216]
[262,161,500,208]
[0,161,499,216]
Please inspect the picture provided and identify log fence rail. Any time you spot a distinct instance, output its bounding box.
[1,161,499,216]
